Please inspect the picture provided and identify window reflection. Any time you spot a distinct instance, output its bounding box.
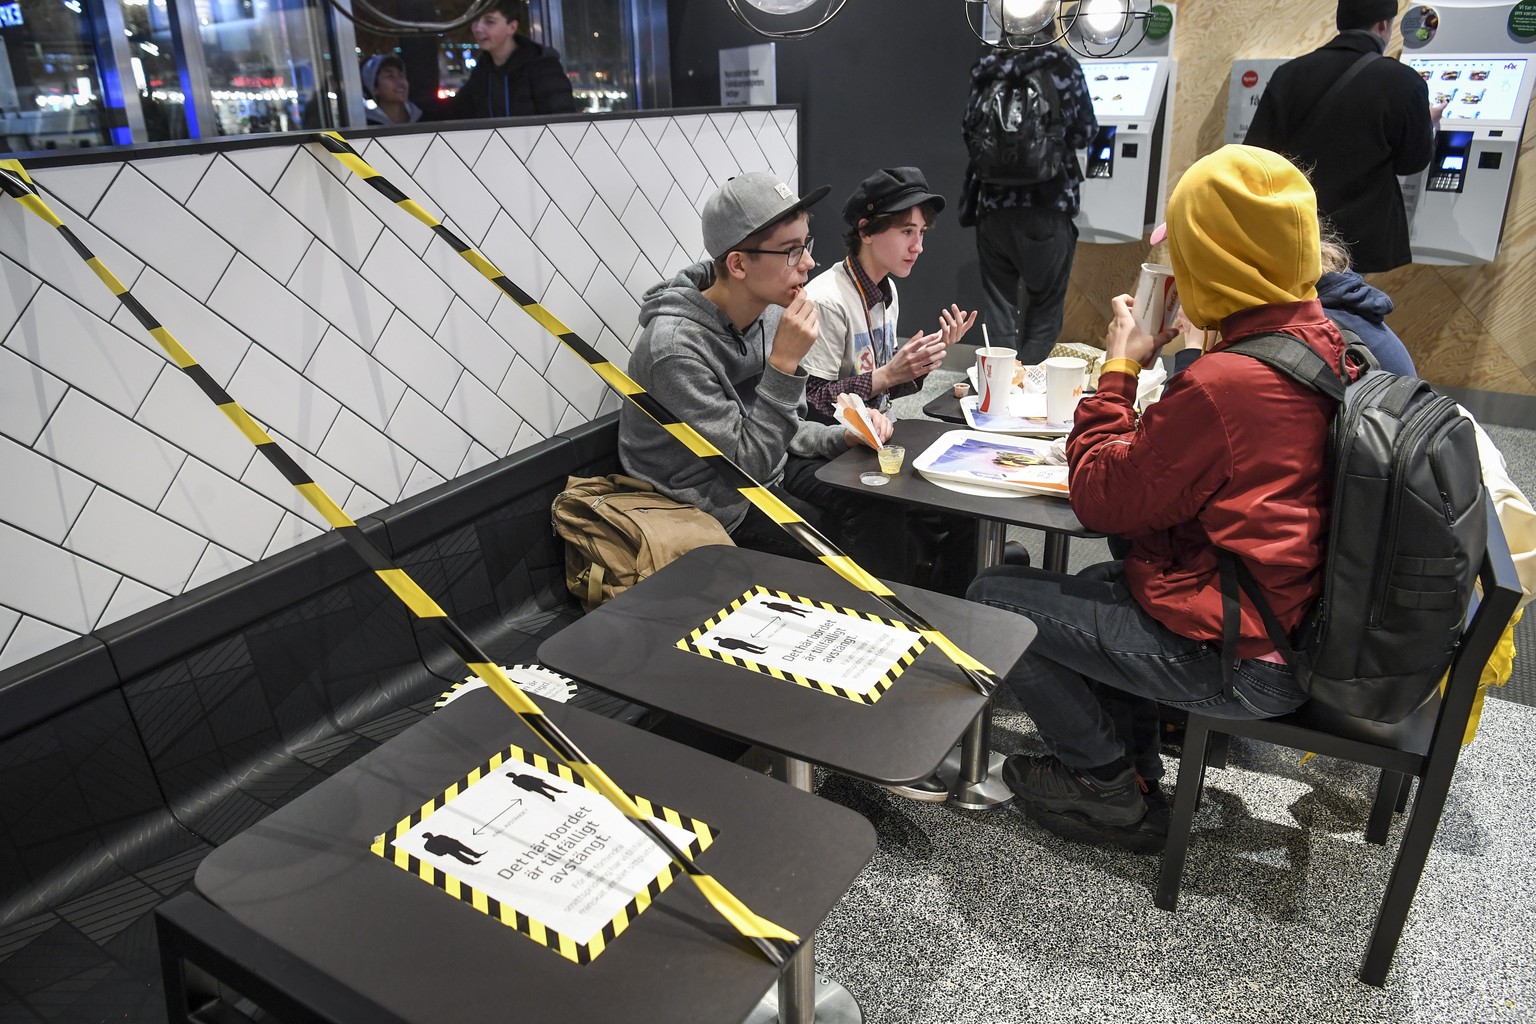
[558,0,634,113]
[197,0,330,134]
[0,0,110,152]
[122,0,188,141]
[355,0,643,119]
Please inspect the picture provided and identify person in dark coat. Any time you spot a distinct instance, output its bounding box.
[445,0,576,120]
[1244,0,1442,273]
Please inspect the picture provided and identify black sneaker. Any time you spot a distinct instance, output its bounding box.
[1003,754,1165,854]
[1002,541,1032,567]
[1003,754,1145,825]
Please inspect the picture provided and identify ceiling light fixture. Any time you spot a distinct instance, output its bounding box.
[725,0,853,40]
[961,0,1152,57]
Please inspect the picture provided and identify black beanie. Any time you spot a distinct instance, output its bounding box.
[1337,0,1397,30]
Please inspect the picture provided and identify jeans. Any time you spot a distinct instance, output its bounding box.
[730,455,979,597]
[967,562,1307,781]
[975,205,1078,365]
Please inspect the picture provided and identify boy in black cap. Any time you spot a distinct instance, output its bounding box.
[619,172,909,579]
[801,167,977,424]
[798,167,983,602]
[1245,0,1442,272]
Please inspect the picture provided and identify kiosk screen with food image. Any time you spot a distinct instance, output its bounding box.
[1406,56,1529,122]
[1085,61,1161,118]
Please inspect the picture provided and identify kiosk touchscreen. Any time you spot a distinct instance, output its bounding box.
[1404,53,1535,262]
[1074,57,1176,244]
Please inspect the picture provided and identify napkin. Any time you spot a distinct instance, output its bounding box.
[834,393,882,450]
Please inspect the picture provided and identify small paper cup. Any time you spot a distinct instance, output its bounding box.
[1132,263,1180,337]
[975,347,1017,414]
[1044,356,1087,425]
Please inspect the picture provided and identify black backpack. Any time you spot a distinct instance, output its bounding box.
[1218,333,1486,723]
[964,64,1067,187]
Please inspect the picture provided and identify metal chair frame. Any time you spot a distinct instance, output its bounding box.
[1156,501,1522,986]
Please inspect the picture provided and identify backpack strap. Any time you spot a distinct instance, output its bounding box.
[1221,332,1348,402]
[585,563,606,609]
[1218,550,1298,699]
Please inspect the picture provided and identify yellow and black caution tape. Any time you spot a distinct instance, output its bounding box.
[311,130,1001,698]
[372,741,717,965]
[0,158,797,968]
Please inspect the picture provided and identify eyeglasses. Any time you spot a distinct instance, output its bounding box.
[736,236,815,267]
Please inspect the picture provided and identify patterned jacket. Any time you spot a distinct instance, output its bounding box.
[959,45,1098,223]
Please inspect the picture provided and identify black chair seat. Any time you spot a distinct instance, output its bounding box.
[1156,501,1522,987]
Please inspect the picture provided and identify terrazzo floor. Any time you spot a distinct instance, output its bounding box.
[808,693,1536,1024]
[814,361,1536,1023]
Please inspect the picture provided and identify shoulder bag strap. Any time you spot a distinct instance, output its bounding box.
[1292,50,1381,143]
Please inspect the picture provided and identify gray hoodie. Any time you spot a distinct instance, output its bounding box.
[619,262,846,531]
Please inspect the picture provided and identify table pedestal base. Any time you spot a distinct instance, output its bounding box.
[936,746,1013,810]
[937,701,1013,811]
[743,975,863,1024]
[761,755,864,1024]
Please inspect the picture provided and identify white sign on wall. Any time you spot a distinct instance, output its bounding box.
[720,43,777,105]
[1225,58,1291,144]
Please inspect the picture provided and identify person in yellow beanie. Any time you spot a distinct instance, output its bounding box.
[968,145,1357,853]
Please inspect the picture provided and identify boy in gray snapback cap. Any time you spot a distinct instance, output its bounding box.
[619,171,908,577]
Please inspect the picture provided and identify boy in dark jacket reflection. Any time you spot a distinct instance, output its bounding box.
[446,0,576,120]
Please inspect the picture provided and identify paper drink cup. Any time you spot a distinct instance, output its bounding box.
[1133,262,1180,337]
[975,347,1017,414]
[1044,356,1087,425]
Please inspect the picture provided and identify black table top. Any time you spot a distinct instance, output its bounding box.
[817,418,1099,538]
[194,689,876,1024]
[538,546,1033,786]
[923,391,966,423]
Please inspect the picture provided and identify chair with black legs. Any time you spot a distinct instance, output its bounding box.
[1156,501,1522,987]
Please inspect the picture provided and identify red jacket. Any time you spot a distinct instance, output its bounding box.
[1067,300,1352,656]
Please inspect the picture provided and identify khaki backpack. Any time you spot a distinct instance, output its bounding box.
[552,474,734,611]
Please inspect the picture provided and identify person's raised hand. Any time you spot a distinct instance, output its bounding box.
[937,304,978,347]
[1430,99,1447,130]
[769,291,819,375]
[1104,294,1177,368]
[875,332,946,391]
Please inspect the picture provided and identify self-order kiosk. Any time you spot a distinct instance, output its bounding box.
[1074,37,1177,244]
[1401,2,1536,264]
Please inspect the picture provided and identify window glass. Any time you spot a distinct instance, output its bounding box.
[197,0,331,134]
[0,0,112,152]
[122,0,189,141]
[558,0,635,113]
[356,0,642,117]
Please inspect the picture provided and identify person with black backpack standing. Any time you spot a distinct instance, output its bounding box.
[959,32,1098,365]
[967,146,1356,854]
[1244,0,1442,273]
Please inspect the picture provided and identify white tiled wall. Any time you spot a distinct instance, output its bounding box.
[0,109,799,670]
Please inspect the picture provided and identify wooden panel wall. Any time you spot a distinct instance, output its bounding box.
[1060,0,1536,395]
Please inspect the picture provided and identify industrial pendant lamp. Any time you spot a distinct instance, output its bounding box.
[988,0,1058,36]
[959,0,1151,55]
[725,0,1150,54]
[725,0,853,39]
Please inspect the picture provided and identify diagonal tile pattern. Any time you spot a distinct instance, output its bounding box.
[0,111,797,669]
